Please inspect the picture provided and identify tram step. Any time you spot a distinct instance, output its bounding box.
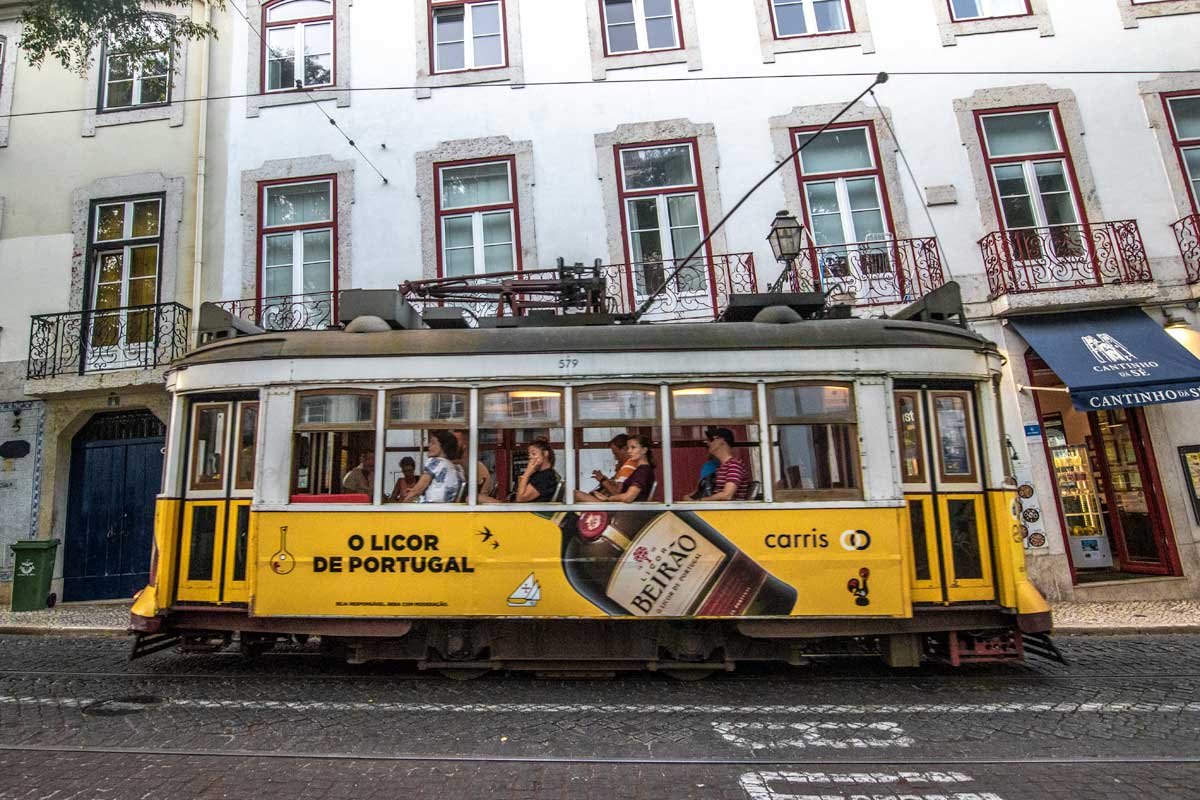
[1022,632,1067,664]
[128,632,181,661]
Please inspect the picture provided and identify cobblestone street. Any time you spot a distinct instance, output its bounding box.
[1,633,1198,798]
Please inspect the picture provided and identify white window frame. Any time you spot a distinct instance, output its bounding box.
[264,0,334,92]
[88,197,164,358]
[260,179,335,298]
[948,0,1030,21]
[93,198,163,243]
[602,0,681,55]
[432,1,508,74]
[770,0,853,37]
[803,176,887,248]
[1167,95,1200,211]
[980,110,1081,233]
[100,44,171,111]
[437,160,518,277]
[618,143,706,298]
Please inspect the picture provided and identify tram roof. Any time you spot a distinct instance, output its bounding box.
[177,318,996,369]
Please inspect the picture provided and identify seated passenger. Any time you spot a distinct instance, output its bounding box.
[684,427,750,501]
[482,438,560,503]
[453,429,494,497]
[591,433,634,495]
[386,456,419,503]
[341,450,375,495]
[576,435,655,503]
[403,430,464,503]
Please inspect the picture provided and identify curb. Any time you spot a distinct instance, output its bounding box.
[0,626,128,638]
[1054,625,1200,636]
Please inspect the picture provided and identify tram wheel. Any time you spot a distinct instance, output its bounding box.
[437,668,491,681]
[662,669,715,682]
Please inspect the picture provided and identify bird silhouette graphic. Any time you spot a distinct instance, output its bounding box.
[478,527,494,542]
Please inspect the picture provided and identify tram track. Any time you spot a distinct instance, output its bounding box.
[1,666,1198,682]
[1,741,1199,768]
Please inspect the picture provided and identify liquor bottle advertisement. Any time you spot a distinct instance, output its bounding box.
[251,509,907,619]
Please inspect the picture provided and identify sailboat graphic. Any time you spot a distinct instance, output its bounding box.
[507,573,541,607]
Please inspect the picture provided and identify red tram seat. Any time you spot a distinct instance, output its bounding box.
[290,493,371,504]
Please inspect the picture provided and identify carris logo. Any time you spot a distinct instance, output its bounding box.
[1082,333,1137,365]
[839,529,871,551]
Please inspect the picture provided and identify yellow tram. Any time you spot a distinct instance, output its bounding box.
[130,289,1051,671]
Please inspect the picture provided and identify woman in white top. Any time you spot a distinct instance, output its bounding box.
[403,430,464,503]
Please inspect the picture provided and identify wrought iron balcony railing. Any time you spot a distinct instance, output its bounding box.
[27,302,191,380]
[213,291,336,331]
[978,220,1152,298]
[402,252,758,323]
[1172,214,1200,285]
[777,237,945,306]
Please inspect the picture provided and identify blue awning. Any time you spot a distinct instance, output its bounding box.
[1010,308,1200,411]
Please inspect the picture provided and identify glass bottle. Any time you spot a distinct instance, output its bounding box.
[539,510,797,617]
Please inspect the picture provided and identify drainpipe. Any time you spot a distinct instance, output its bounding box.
[189,0,213,348]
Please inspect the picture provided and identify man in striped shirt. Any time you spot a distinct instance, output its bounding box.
[686,427,751,501]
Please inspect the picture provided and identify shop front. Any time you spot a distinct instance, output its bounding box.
[1012,308,1200,585]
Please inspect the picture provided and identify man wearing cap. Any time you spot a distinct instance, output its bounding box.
[685,427,751,501]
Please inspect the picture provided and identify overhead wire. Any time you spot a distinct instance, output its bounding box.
[867,87,955,282]
[223,0,390,184]
[2,67,1198,120]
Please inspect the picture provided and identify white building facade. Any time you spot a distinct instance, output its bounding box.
[4,0,1200,603]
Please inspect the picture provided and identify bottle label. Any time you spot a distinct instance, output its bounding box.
[694,552,767,616]
[605,513,725,616]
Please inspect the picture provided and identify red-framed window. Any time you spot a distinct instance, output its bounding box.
[430,0,508,74]
[614,138,712,298]
[434,156,521,278]
[769,0,855,39]
[975,105,1087,259]
[1163,92,1200,216]
[257,175,337,325]
[262,0,334,92]
[600,0,685,56]
[947,0,1031,21]
[790,121,896,271]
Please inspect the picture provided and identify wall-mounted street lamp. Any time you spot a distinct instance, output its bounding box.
[767,210,805,292]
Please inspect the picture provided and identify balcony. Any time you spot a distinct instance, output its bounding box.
[27,302,190,380]
[778,237,946,307]
[402,252,758,323]
[979,220,1152,299]
[213,291,336,332]
[1172,214,1200,285]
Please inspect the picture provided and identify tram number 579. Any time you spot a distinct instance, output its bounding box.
[558,357,580,371]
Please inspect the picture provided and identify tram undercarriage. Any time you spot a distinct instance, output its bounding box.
[132,607,1056,672]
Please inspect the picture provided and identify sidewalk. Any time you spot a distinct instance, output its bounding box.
[1,600,1199,638]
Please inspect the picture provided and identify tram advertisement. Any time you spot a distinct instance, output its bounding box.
[251,508,909,619]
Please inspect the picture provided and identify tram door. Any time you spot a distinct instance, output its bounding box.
[174,398,259,605]
[895,385,995,604]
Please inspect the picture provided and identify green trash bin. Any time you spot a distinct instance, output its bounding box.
[10,539,60,612]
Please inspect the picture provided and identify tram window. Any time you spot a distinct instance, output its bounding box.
[292,391,376,501]
[768,383,859,500]
[480,388,564,502]
[234,402,259,491]
[575,386,661,502]
[931,391,977,484]
[190,403,229,492]
[894,392,926,484]
[671,385,761,502]
[384,390,467,502]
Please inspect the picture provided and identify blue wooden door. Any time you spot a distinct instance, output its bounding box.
[64,412,164,601]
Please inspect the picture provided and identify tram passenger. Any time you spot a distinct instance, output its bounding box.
[386,456,420,503]
[591,433,635,495]
[480,438,560,503]
[453,429,494,497]
[341,451,375,496]
[575,434,655,503]
[684,427,750,501]
[403,431,464,503]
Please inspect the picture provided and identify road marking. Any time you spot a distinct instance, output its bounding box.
[739,770,1003,800]
[715,722,914,751]
[1,696,1199,715]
